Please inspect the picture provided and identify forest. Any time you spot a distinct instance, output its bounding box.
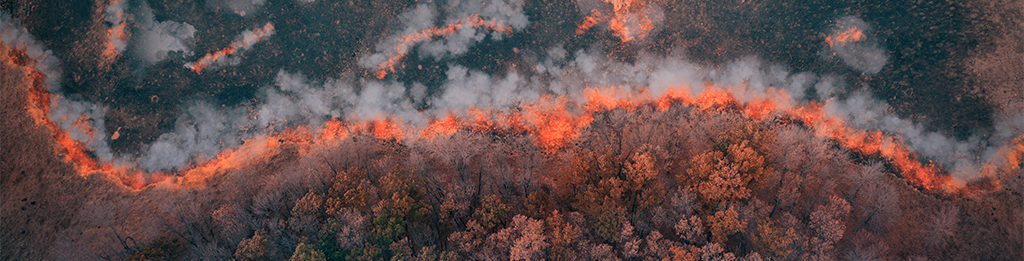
[2,0,1022,259]
[5,55,1021,260]
[93,106,1024,261]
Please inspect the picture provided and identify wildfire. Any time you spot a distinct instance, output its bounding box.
[6,39,1020,195]
[185,22,275,75]
[101,0,128,60]
[576,0,657,42]
[1007,136,1024,170]
[370,15,513,79]
[825,26,865,48]
[421,114,461,141]
[5,45,134,187]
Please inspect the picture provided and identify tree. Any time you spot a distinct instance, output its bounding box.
[545,210,581,261]
[667,245,699,261]
[127,236,186,261]
[446,220,486,255]
[923,204,959,248]
[805,196,851,261]
[684,140,771,208]
[291,190,324,236]
[508,215,549,261]
[472,194,512,231]
[325,168,373,213]
[234,230,269,261]
[675,215,705,245]
[371,171,430,246]
[562,148,665,244]
[289,242,325,261]
[524,190,551,219]
[751,218,796,260]
[706,206,746,244]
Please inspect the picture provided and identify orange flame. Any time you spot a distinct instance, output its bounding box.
[7,41,1018,195]
[576,0,656,42]
[421,113,461,141]
[1006,136,1024,171]
[371,15,513,79]
[576,10,605,35]
[825,26,865,48]
[186,22,275,75]
[7,47,128,184]
[101,0,128,60]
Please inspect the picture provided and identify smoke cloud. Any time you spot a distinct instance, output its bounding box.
[2,6,1016,184]
[359,0,529,73]
[824,89,1024,181]
[135,0,196,64]
[139,101,249,171]
[103,0,128,56]
[825,16,889,74]
[185,22,274,74]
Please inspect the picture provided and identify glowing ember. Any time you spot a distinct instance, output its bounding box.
[825,26,866,48]
[185,22,275,74]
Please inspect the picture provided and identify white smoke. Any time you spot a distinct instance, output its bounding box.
[420,0,529,58]
[136,0,196,64]
[2,12,113,162]
[359,0,529,69]
[184,22,274,72]
[824,89,1024,181]
[4,8,1019,182]
[432,65,538,112]
[104,0,128,54]
[826,16,889,74]
[574,0,665,42]
[1,12,62,92]
[139,101,249,171]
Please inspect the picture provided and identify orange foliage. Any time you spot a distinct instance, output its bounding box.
[186,22,275,75]
[372,15,513,79]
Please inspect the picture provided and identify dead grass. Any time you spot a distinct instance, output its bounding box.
[1,46,122,260]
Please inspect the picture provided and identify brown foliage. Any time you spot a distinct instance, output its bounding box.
[705,206,746,244]
[682,122,773,208]
[290,190,324,236]
[752,218,795,259]
[234,230,269,261]
[326,167,372,213]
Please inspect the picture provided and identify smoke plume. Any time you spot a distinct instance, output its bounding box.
[135,0,196,64]
[1,4,1018,188]
[825,16,888,74]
